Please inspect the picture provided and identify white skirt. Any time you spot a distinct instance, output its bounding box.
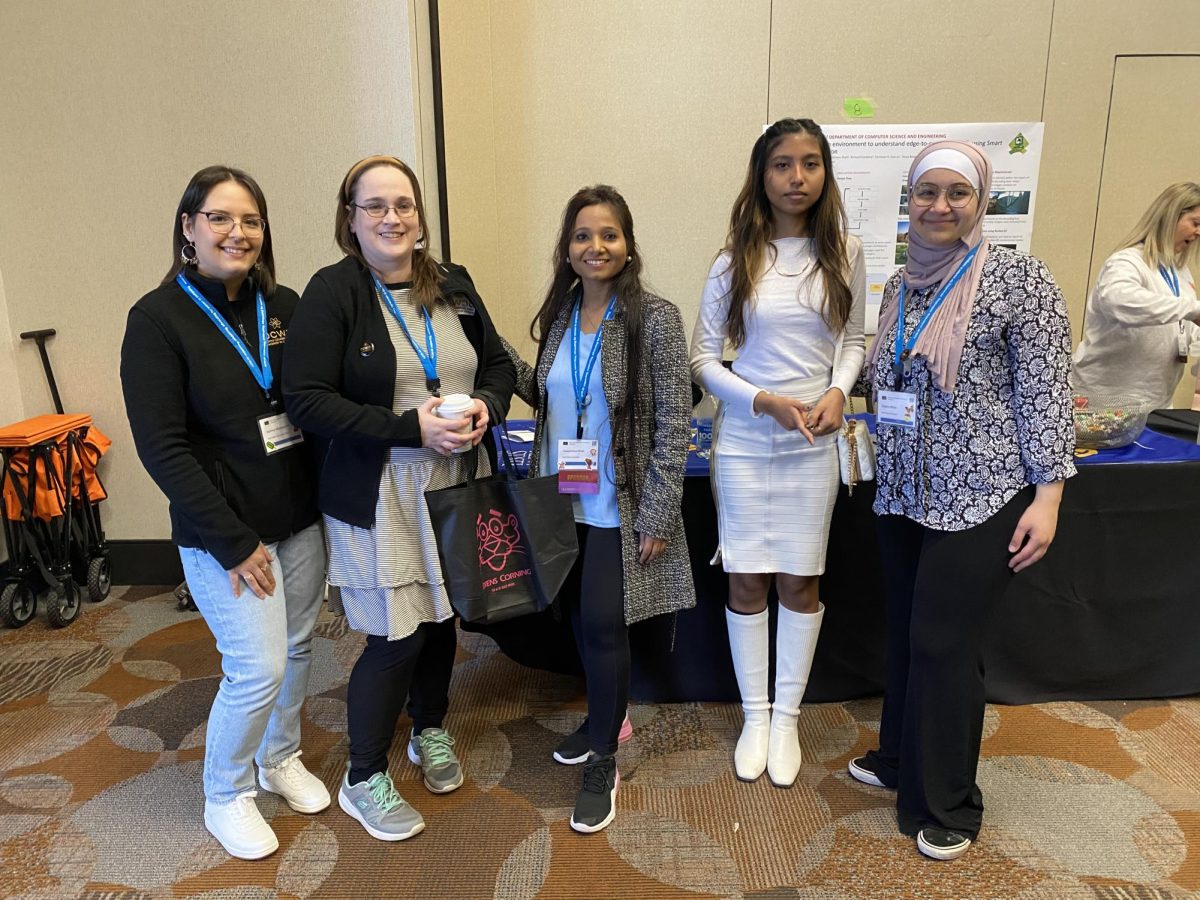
[710,373,838,576]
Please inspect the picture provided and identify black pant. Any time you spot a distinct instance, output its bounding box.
[869,488,1031,839]
[346,618,457,784]
[560,524,629,756]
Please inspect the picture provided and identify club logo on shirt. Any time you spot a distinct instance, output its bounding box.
[449,297,476,317]
[268,317,287,346]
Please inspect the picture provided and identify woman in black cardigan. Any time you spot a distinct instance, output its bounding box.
[283,156,514,842]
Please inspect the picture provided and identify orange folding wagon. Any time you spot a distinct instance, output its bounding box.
[1,328,112,628]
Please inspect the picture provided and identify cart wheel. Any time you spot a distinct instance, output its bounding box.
[86,557,112,602]
[0,583,37,628]
[46,581,82,629]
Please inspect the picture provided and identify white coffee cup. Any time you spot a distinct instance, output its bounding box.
[435,392,474,453]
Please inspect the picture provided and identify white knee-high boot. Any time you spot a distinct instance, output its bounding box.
[768,603,824,788]
[725,607,771,782]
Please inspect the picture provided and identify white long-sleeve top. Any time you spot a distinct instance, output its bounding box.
[1072,246,1200,409]
[690,236,866,415]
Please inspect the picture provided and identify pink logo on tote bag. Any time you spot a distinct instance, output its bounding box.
[477,508,525,572]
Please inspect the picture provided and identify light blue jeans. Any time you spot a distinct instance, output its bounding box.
[180,522,326,803]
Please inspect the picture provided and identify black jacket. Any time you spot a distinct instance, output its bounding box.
[120,272,320,568]
[282,256,515,527]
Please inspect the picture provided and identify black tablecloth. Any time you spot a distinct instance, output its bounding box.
[464,457,1200,705]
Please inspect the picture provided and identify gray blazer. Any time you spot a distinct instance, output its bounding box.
[506,292,697,625]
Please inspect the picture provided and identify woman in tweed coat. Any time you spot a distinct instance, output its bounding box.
[505,184,695,834]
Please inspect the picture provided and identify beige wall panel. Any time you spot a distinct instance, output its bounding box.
[0,266,21,426]
[768,0,1052,125]
[1093,56,1200,409]
[0,1,425,542]
[441,1,772,369]
[438,0,501,308]
[1039,0,1200,329]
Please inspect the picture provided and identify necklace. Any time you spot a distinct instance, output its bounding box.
[770,241,812,277]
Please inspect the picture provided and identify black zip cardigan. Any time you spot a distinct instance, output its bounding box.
[120,272,319,569]
[282,256,515,528]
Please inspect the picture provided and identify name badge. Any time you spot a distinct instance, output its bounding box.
[257,412,304,455]
[1178,326,1190,362]
[557,439,600,494]
[877,390,918,429]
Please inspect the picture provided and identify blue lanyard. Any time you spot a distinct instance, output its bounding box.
[892,243,980,388]
[1158,264,1180,297]
[570,296,617,439]
[176,274,274,401]
[371,275,440,395]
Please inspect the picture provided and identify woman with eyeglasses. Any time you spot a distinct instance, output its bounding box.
[1073,182,1200,409]
[282,155,514,842]
[690,118,866,790]
[846,141,1075,860]
[121,166,328,860]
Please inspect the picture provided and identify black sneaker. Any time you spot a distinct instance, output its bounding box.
[847,755,891,789]
[570,754,619,834]
[553,715,633,765]
[916,827,972,860]
[553,720,591,765]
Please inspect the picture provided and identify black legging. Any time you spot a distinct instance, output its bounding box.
[560,524,629,756]
[346,618,457,785]
[870,487,1031,839]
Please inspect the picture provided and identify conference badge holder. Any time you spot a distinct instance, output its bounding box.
[557,439,600,494]
[257,412,304,455]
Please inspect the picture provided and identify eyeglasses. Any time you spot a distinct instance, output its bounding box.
[353,200,418,219]
[196,211,267,235]
[909,183,977,209]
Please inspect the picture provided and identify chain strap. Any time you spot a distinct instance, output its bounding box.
[843,396,861,496]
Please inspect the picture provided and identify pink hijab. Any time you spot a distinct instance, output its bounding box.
[870,140,993,393]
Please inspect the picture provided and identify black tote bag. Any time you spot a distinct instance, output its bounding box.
[425,425,579,624]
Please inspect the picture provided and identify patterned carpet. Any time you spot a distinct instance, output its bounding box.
[3,586,1200,899]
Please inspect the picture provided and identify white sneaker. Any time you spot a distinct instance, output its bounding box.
[204,792,279,860]
[258,752,331,814]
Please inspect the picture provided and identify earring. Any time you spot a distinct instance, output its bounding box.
[253,260,263,272]
[180,242,198,266]
[627,255,632,262]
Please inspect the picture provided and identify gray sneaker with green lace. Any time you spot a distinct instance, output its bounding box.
[407,727,464,794]
[338,771,425,841]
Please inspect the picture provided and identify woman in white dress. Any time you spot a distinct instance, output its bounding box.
[1073,182,1200,409]
[690,118,866,788]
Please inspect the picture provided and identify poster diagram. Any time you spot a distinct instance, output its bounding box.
[822,122,1045,331]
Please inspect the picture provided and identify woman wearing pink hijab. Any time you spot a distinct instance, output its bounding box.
[846,141,1076,860]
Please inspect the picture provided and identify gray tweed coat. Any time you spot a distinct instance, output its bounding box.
[505,292,696,626]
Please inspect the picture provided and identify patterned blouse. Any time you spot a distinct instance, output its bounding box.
[863,247,1077,530]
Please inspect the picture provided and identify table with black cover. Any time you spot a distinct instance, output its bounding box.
[467,416,1200,705]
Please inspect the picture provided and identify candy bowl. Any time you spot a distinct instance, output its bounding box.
[1072,395,1151,450]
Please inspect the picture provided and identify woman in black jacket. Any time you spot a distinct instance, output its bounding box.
[121,166,329,862]
[283,155,514,842]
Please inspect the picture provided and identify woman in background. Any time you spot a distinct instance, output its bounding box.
[691,117,865,789]
[122,166,328,860]
[505,184,694,834]
[283,156,513,842]
[1073,182,1200,408]
[848,141,1075,861]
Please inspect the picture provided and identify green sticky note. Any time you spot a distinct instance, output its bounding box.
[843,97,875,119]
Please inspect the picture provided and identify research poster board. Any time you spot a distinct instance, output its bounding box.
[822,122,1045,331]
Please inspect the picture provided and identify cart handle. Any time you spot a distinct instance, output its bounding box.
[20,329,64,415]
